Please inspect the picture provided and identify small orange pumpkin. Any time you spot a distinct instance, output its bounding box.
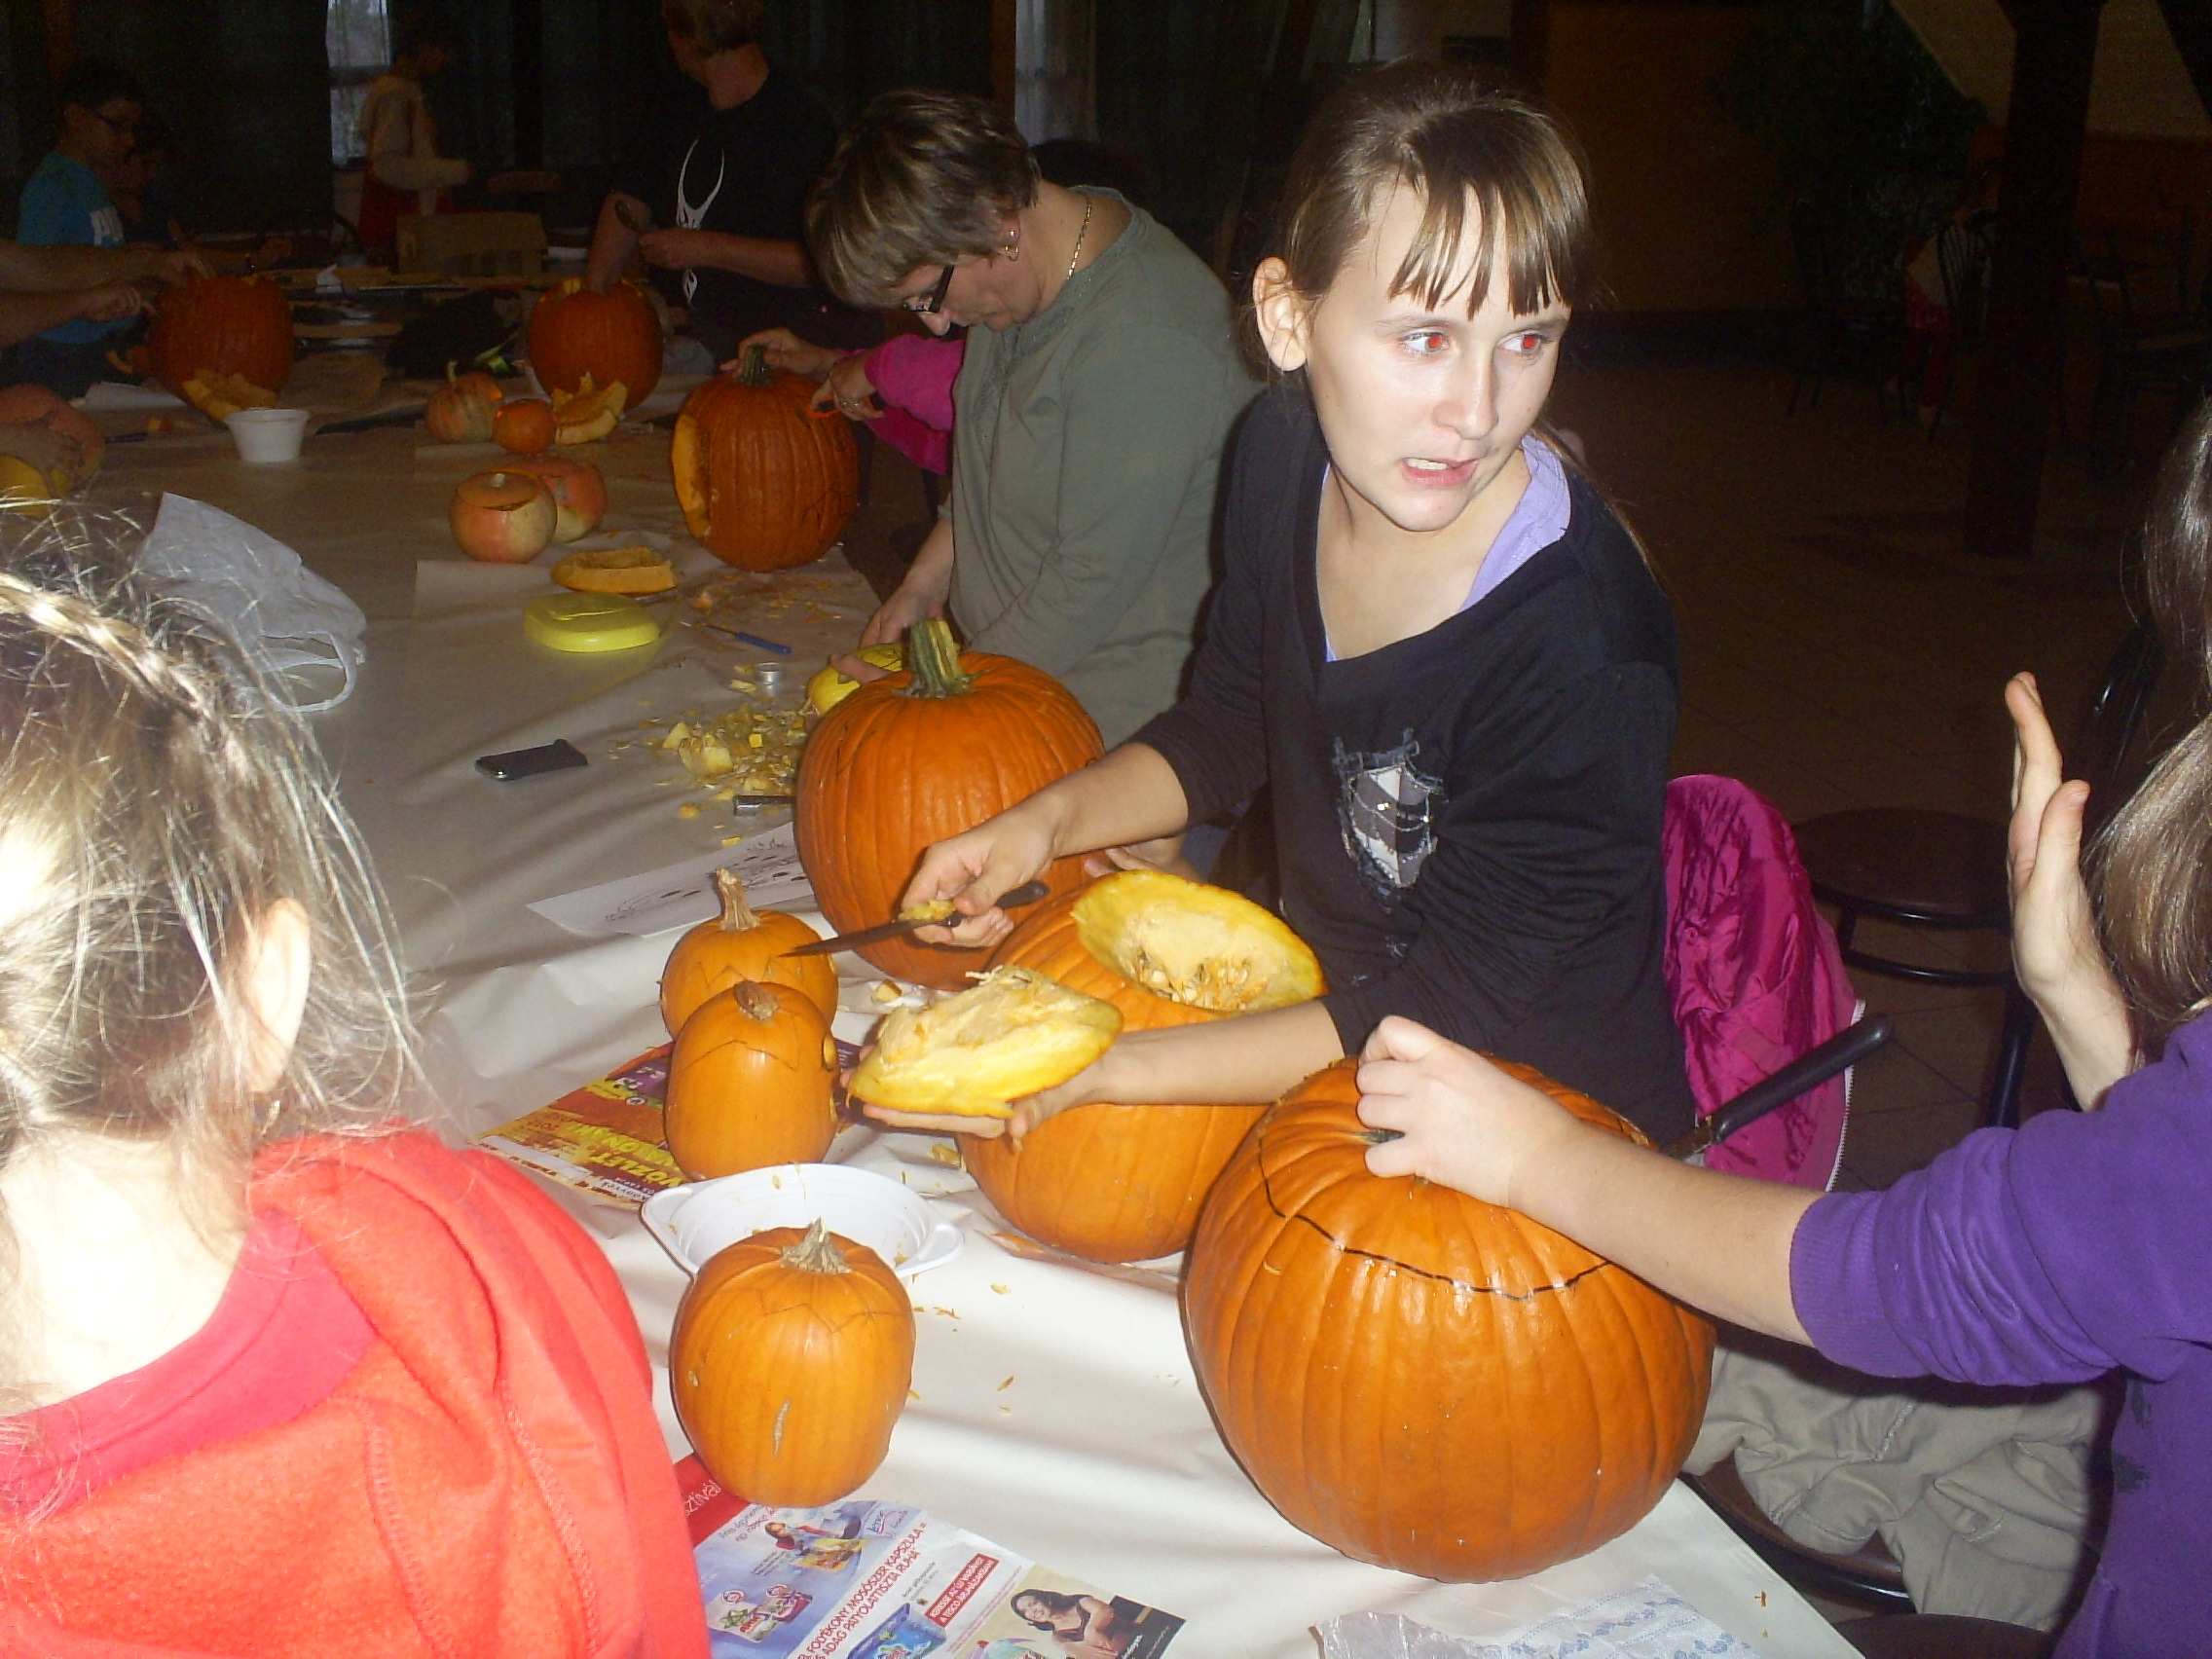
[671,1219,913,1505]
[670,348,858,571]
[662,868,837,1034]
[1184,1058,1715,1581]
[665,981,838,1178]
[528,277,663,404]
[424,364,502,443]
[793,618,1103,988]
[493,397,556,455]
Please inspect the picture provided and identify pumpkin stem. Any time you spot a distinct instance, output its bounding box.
[713,867,759,933]
[1360,1128,1404,1145]
[736,345,773,387]
[903,617,974,699]
[732,980,780,1021]
[781,1217,851,1274]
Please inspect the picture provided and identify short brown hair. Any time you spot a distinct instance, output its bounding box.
[660,0,764,54]
[1269,60,1591,325]
[807,90,1040,309]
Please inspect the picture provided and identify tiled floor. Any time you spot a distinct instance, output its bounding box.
[841,336,2179,1196]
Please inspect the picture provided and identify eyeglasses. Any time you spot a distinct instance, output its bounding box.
[903,264,954,315]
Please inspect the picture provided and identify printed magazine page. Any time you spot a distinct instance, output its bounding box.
[679,1457,1185,1658]
[474,1046,685,1206]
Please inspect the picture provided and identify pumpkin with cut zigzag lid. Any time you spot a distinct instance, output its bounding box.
[968,868,1324,1262]
[671,347,856,571]
[1183,1057,1714,1581]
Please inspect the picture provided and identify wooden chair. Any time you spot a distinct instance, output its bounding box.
[1789,622,2160,1129]
[1787,199,1909,423]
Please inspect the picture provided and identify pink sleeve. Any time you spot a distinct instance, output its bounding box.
[863,334,963,434]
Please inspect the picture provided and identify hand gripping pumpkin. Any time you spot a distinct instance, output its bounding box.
[528,276,663,404]
[0,385,106,511]
[145,275,294,401]
[672,1220,914,1506]
[665,980,839,1178]
[794,618,1103,988]
[670,348,858,571]
[661,868,837,1034]
[970,869,1324,1262]
[1184,1058,1714,1582]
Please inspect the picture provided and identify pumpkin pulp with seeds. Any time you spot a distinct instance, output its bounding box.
[849,966,1121,1120]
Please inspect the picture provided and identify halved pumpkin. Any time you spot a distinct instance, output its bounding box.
[849,966,1121,1121]
[551,373,628,445]
[969,868,1325,1262]
[552,544,676,595]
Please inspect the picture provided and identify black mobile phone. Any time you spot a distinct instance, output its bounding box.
[475,739,588,781]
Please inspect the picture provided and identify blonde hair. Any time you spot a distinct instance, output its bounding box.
[1262,60,1592,349]
[807,89,1040,309]
[2091,401,2212,1050]
[0,510,417,1256]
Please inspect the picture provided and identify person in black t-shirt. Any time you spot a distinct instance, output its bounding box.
[862,62,1696,1144]
[584,0,866,358]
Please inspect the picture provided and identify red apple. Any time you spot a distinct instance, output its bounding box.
[450,469,557,563]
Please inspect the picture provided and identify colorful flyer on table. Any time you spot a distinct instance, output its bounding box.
[474,1046,684,1205]
[679,1457,1184,1657]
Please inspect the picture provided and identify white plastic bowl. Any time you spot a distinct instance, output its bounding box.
[641,1161,962,1282]
[224,407,311,463]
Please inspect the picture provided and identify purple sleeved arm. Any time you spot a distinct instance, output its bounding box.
[1791,1014,2212,1387]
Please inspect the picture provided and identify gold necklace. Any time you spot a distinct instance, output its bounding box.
[1063,196,1094,288]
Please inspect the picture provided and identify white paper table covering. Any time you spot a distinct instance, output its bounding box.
[92,429,1858,1658]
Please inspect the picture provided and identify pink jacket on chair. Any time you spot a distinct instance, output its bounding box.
[1663,774,1858,1190]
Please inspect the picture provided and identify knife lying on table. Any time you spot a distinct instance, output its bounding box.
[782,879,1051,958]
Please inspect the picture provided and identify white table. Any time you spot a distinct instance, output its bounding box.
[96,427,1858,1658]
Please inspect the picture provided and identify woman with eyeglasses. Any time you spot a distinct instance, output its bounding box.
[805,91,1256,750]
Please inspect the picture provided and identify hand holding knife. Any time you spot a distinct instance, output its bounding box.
[783,880,1051,958]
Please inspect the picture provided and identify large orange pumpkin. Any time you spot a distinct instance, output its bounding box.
[671,1220,914,1506]
[661,868,837,1034]
[145,275,294,400]
[973,869,1324,1262]
[1184,1058,1714,1581]
[794,618,1102,988]
[665,981,839,1178]
[528,276,663,404]
[671,350,858,571]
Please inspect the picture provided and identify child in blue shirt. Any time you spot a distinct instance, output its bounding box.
[14,59,145,395]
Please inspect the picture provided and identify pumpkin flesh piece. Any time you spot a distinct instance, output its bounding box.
[850,966,1121,1119]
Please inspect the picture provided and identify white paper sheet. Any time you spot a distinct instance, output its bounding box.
[527,821,809,937]
[74,381,186,411]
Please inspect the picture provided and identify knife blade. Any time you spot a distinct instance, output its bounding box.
[782,879,1051,958]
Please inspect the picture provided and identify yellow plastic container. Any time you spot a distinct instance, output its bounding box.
[523,591,662,653]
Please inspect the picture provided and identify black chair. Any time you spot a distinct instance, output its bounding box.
[1787,199,1909,423]
[1842,1613,2055,1658]
[1791,621,2162,1131]
[1921,219,1992,439]
[2076,228,2212,474]
[1688,1454,1913,1611]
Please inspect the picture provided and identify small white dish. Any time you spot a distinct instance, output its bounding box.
[224,407,311,463]
[641,1161,962,1281]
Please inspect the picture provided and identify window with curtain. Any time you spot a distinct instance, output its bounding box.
[328,0,391,165]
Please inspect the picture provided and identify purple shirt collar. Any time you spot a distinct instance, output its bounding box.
[1323,435,1571,662]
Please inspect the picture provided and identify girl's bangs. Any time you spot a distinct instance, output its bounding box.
[1384,146,1585,318]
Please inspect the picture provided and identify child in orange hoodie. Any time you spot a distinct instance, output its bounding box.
[0,512,705,1657]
